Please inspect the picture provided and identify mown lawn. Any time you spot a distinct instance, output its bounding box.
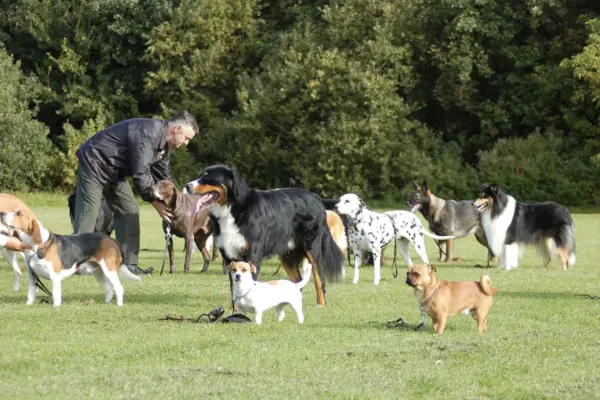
[0,195,599,399]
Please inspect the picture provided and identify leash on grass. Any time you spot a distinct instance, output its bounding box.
[159,224,172,276]
[159,306,226,323]
[384,214,399,279]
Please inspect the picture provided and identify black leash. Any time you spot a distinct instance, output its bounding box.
[384,214,399,278]
[24,253,52,297]
[160,225,172,275]
[434,239,446,257]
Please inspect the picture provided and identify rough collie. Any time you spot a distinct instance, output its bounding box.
[473,184,575,271]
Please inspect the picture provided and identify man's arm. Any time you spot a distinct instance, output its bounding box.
[128,122,161,202]
[151,151,171,182]
[0,234,32,251]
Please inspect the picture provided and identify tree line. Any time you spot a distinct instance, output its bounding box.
[0,0,599,206]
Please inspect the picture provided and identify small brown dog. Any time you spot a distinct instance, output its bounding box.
[405,264,498,334]
[152,180,216,274]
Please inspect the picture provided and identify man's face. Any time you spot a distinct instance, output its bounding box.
[168,124,195,149]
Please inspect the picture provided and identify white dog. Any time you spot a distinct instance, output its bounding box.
[229,261,307,325]
[335,193,454,285]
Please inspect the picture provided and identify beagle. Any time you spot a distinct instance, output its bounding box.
[0,208,141,307]
[0,193,32,292]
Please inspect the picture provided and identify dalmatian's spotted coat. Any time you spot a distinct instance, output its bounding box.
[335,193,454,285]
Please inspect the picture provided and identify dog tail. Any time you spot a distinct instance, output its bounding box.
[565,221,576,268]
[317,224,346,284]
[120,265,142,283]
[479,275,497,296]
[296,259,312,290]
[422,229,455,241]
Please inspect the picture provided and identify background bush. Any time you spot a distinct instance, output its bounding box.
[0,0,598,205]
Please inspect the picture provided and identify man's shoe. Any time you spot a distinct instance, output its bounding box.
[127,264,153,275]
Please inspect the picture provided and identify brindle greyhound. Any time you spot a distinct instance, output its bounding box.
[406,180,493,266]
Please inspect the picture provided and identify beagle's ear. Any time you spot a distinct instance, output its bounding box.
[249,262,257,274]
[31,218,43,245]
[428,264,437,273]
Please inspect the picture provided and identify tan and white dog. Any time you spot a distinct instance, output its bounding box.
[229,261,307,325]
[406,264,498,334]
[0,194,32,292]
[1,208,141,307]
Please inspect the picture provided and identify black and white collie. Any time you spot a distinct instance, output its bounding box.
[473,184,576,271]
[185,165,345,306]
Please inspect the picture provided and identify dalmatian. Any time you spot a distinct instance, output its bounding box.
[335,193,454,285]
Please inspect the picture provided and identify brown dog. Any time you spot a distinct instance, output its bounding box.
[151,180,215,274]
[0,194,33,291]
[405,264,498,334]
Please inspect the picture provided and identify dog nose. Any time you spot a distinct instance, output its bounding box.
[235,273,240,279]
[185,183,193,193]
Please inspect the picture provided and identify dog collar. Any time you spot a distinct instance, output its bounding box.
[232,283,255,304]
[420,285,439,309]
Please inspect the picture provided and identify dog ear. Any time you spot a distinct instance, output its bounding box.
[413,180,420,190]
[249,262,257,274]
[358,198,366,212]
[289,177,305,189]
[230,167,249,201]
[490,184,499,195]
[172,187,184,211]
[228,261,236,273]
[422,180,429,192]
[30,218,43,245]
[428,264,437,273]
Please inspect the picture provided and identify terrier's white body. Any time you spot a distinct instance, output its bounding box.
[229,261,307,325]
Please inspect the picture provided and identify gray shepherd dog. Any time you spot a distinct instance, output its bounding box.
[406,180,492,265]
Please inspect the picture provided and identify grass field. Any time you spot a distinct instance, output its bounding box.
[1,197,599,399]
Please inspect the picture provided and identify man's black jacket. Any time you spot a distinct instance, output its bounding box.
[76,118,171,202]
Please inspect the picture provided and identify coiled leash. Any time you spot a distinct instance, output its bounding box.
[160,224,172,276]
[384,214,399,278]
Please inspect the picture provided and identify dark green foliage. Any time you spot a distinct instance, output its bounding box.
[0,46,53,191]
[0,0,598,204]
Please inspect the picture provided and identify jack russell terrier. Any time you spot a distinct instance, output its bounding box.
[229,261,309,325]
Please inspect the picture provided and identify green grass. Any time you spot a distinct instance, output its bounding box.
[1,199,599,399]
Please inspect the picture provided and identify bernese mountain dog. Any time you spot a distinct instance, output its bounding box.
[185,165,345,306]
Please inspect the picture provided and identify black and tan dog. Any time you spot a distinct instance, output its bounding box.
[185,165,345,307]
[407,180,492,265]
[152,180,215,274]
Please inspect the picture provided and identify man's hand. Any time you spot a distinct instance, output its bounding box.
[151,201,174,223]
[0,234,33,252]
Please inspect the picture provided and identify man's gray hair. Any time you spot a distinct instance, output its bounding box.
[168,110,199,135]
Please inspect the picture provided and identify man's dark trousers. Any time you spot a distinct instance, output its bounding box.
[73,165,140,266]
